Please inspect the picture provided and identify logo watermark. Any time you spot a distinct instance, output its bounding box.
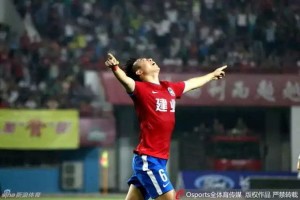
[176,189,185,200]
[175,189,299,199]
[1,189,41,198]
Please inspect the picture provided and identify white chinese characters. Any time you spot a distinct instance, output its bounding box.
[283,81,300,102]
[208,80,226,101]
[170,99,175,112]
[1,189,41,198]
[232,81,250,99]
[257,80,275,102]
[155,98,176,112]
[155,98,168,112]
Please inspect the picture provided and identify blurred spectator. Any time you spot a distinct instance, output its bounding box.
[212,118,225,135]
[197,122,211,137]
[46,98,59,109]
[24,95,38,109]
[231,117,248,135]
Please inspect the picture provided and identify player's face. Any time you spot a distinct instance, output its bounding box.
[134,58,160,76]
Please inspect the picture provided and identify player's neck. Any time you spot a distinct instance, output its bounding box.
[143,74,160,85]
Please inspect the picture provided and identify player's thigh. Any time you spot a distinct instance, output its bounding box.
[155,189,175,200]
[125,184,144,200]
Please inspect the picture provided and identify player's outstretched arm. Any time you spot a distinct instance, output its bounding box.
[183,65,227,93]
[105,53,135,93]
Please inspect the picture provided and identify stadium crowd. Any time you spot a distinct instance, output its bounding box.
[0,0,299,109]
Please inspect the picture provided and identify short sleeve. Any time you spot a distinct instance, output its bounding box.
[169,81,185,99]
[128,81,142,98]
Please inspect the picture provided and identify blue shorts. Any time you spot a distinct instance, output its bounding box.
[127,154,174,199]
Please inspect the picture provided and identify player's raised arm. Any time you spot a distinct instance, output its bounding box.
[183,65,227,93]
[105,53,135,93]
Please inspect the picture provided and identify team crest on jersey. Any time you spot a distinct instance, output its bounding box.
[167,87,175,96]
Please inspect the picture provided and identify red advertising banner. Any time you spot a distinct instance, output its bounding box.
[80,118,116,147]
[101,72,300,106]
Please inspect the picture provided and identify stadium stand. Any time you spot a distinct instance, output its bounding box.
[0,0,299,110]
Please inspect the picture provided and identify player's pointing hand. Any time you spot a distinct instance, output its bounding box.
[105,53,119,68]
[212,65,227,80]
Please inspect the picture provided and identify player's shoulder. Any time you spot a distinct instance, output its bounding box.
[160,80,181,87]
[159,80,171,86]
[134,81,152,91]
[135,81,148,87]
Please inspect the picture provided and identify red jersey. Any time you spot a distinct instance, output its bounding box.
[130,81,185,159]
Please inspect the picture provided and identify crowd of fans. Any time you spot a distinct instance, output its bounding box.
[0,29,95,110]
[0,0,299,109]
[0,24,95,110]
[15,0,299,71]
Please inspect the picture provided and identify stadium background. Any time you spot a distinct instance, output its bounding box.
[0,0,299,199]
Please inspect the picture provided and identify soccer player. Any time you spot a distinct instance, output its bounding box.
[105,53,227,200]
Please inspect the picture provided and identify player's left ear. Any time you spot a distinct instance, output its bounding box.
[136,69,142,76]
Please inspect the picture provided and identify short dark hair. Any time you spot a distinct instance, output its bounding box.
[125,58,141,81]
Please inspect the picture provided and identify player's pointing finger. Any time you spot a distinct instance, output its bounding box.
[219,65,227,70]
[107,53,115,60]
